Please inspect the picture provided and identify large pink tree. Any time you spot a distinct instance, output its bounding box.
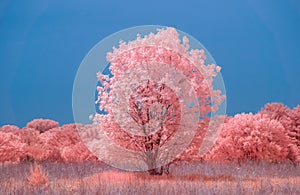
[85,27,225,175]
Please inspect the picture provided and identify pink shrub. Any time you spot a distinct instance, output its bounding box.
[259,103,300,156]
[287,144,300,164]
[0,125,19,132]
[55,124,81,146]
[205,113,294,163]
[259,103,293,133]
[26,119,59,133]
[26,162,48,188]
[0,127,45,162]
[289,105,300,148]
[36,127,63,161]
[0,131,26,162]
[13,128,40,145]
[0,103,298,164]
[61,143,97,162]
[260,103,291,120]
[14,128,42,161]
[37,124,96,162]
[58,124,97,162]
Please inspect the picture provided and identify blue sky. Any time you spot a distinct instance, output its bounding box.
[0,0,300,127]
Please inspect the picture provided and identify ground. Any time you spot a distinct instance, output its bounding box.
[0,161,299,194]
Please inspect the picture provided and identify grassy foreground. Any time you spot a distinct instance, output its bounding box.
[0,161,299,194]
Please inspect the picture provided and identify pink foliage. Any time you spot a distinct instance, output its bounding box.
[0,102,299,164]
[26,118,59,133]
[290,105,300,148]
[0,124,95,163]
[99,28,225,117]
[36,127,63,161]
[15,128,42,161]
[26,163,48,188]
[259,103,300,154]
[37,124,96,162]
[260,103,291,120]
[58,124,97,162]
[92,27,226,173]
[60,143,97,162]
[0,125,19,132]
[259,103,292,133]
[206,113,295,163]
[13,128,40,145]
[0,131,26,162]
[0,125,51,162]
[54,124,80,146]
[177,118,210,162]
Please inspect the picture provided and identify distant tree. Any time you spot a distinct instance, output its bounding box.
[38,124,96,162]
[15,128,41,161]
[290,105,300,148]
[205,113,298,163]
[36,127,63,161]
[0,126,44,162]
[0,131,26,162]
[26,119,59,133]
[260,103,291,119]
[259,103,300,161]
[0,125,19,132]
[60,142,97,163]
[58,124,97,162]
[259,103,293,133]
[13,128,39,145]
[90,27,225,175]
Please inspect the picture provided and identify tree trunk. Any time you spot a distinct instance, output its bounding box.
[147,164,170,175]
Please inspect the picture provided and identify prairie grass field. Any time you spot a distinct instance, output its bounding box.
[1,161,299,194]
